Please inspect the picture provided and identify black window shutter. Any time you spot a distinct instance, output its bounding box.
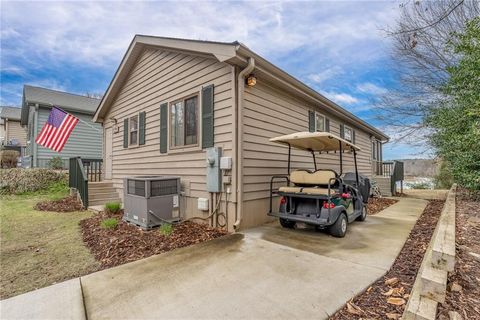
[160,103,168,153]
[202,85,214,149]
[123,118,128,148]
[352,129,356,144]
[325,118,330,132]
[308,111,315,132]
[139,111,146,145]
[340,124,345,138]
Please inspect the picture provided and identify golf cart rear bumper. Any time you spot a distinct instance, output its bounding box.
[268,212,329,226]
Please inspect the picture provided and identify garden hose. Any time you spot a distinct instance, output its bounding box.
[186,191,227,228]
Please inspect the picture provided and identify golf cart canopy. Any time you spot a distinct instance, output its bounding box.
[269,132,361,152]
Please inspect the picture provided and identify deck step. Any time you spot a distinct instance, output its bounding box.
[89,192,121,201]
[87,180,120,207]
[89,183,114,190]
[88,198,121,206]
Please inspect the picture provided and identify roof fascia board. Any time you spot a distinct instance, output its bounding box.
[93,36,237,122]
[31,102,96,116]
[235,46,389,141]
[93,37,142,122]
[136,36,237,62]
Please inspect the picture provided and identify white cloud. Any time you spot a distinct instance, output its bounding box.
[307,66,343,84]
[321,91,359,105]
[0,1,401,108]
[0,1,399,67]
[356,82,388,95]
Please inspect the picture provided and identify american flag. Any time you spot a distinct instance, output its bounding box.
[35,107,79,152]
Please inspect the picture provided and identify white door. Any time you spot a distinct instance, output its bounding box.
[105,127,113,180]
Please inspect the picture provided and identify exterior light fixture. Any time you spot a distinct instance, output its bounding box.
[246,74,257,87]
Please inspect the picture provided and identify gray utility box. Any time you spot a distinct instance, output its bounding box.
[206,147,222,192]
[123,176,181,229]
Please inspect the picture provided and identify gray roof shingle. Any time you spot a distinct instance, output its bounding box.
[0,106,22,120]
[23,85,100,114]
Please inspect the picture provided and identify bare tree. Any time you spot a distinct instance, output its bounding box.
[376,0,479,143]
[84,92,104,99]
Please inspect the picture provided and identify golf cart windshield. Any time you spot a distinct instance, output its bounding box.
[269,131,360,152]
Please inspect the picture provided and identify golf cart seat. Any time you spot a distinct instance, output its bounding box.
[278,169,339,195]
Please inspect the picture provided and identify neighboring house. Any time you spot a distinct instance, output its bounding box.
[0,106,27,154]
[93,35,389,231]
[21,85,103,168]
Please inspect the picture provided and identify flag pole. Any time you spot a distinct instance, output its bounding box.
[49,105,101,132]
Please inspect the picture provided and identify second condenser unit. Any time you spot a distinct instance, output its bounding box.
[123,176,181,229]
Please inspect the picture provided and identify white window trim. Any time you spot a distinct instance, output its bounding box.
[315,112,326,132]
[129,115,139,147]
[169,92,200,150]
[343,124,353,142]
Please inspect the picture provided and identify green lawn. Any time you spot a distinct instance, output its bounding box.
[0,190,100,299]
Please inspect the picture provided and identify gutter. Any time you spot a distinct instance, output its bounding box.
[233,57,255,230]
[235,46,389,142]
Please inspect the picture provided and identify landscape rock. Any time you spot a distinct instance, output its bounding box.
[467,251,480,262]
[449,281,462,292]
[448,311,462,320]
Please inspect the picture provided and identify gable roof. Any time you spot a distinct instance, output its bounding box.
[94,35,388,141]
[21,85,100,125]
[0,106,22,121]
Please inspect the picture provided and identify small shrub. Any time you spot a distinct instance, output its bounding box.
[47,156,64,170]
[0,168,68,195]
[159,223,173,237]
[407,182,432,190]
[1,150,20,168]
[434,161,454,189]
[101,218,118,229]
[105,202,121,213]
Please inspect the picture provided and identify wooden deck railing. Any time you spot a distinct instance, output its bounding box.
[69,157,89,208]
[388,161,404,195]
[69,157,102,207]
[374,160,405,195]
[81,158,103,182]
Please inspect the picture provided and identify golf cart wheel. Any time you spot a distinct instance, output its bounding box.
[279,218,295,229]
[329,213,347,238]
[357,206,367,222]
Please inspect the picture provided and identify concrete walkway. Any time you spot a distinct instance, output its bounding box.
[1,197,428,320]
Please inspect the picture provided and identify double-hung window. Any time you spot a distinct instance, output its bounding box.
[315,112,326,132]
[129,115,138,145]
[343,125,353,142]
[171,95,198,147]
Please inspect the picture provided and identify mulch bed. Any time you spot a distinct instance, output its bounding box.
[437,188,480,319]
[80,210,228,269]
[330,200,445,320]
[34,196,84,212]
[367,197,399,215]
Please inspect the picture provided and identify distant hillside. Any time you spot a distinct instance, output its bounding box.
[395,159,440,177]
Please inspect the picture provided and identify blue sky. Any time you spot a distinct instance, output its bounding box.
[0,0,429,159]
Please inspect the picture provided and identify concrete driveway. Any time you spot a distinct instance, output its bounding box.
[1,197,428,320]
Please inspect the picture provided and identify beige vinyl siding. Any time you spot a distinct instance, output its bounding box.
[103,48,235,213]
[242,80,373,203]
[6,120,27,146]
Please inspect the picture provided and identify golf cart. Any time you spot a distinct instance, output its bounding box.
[268,132,371,237]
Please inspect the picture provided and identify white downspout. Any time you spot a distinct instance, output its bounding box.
[233,57,255,230]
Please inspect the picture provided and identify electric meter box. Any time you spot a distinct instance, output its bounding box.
[220,156,232,170]
[206,147,222,192]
